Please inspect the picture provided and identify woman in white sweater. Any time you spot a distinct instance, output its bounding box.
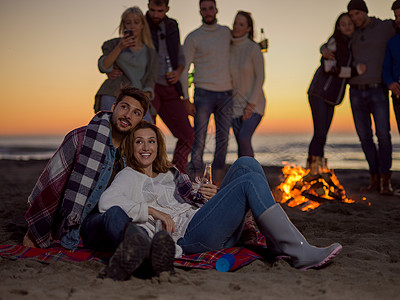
[230,11,266,158]
[98,121,342,278]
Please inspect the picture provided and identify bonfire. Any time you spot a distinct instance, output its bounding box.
[276,160,355,211]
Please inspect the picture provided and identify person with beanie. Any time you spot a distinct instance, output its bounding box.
[324,0,396,195]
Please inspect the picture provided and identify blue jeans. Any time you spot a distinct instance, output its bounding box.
[308,94,335,157]
[231,113,262,157]
[350,86,392,174]
[187,88,233,178]
[81,206,131,252]
[100,95,153,123]
[177,157,276,254]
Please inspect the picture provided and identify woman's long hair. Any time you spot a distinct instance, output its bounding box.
[118,6,155,49]
[236,10,254,41]
[121,121,170,174]
[331,13,352,65]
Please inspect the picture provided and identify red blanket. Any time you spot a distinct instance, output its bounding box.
[0,236,266,271]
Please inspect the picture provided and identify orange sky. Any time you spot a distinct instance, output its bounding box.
[0,0,397,136]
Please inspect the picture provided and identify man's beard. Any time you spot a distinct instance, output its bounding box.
[202,16,217,25]
[111,115,132,136]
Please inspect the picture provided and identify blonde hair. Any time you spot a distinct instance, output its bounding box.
[118,6,155,49]
[121,121,171,174]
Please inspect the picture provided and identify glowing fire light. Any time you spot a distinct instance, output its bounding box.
[276,162,355,211]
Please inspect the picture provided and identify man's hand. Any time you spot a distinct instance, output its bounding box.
[106,66,123,80]
[183,99,196,116]
[321,45,336,60]
[166,70,181,85]
[388,82,400,97]
[148,207,175,234]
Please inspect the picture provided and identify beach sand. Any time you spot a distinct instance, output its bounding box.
[0,159,399,299]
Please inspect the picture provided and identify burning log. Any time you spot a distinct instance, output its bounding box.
[276,161,354,211]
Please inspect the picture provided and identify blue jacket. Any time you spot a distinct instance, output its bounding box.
[383,31,400,88]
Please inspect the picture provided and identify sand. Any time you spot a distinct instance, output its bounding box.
[0,159,399,300]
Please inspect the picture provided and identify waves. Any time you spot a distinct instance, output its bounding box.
[1,133,399,171]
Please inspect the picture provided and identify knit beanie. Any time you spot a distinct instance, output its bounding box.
[392,0,400,10]
[347,0,369,13]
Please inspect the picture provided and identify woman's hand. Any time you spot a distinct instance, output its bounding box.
[199,182,218,200]
[118,33,136,50]
[242,103,255,121]
[148,207,175,234]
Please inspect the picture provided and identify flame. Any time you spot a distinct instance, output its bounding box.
[276,162,355,211]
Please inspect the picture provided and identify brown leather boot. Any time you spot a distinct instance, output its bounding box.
[361,173,380,192]
[380,173,393,195]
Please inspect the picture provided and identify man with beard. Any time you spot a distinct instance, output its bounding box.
[23,86,148,251]
[323,0,396,195]
[182,0,233,186]
[23,87,177,280]
[145,0,194,173]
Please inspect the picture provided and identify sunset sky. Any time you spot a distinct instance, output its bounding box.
[0,0,397,136]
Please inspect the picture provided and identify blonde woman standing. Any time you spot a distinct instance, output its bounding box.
[95,6,158,121]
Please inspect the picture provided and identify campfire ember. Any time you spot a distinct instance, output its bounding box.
[276,161,355,211]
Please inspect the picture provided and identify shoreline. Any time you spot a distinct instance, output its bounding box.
[1,159,399,299]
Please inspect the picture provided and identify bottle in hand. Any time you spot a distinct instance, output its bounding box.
[202,163,212,184]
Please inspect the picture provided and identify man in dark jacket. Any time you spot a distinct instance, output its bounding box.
[146,0,194,173]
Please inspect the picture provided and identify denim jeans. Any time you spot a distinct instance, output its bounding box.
[308,94,335,157]
[393,94,400,134]
[100,95,153,123]
[231,113,262,157]
[350,86,392,174]
[177,157,276,254]
[187,87,233,178]
[80,206,131,252]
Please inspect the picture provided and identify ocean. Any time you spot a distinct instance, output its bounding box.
[0,133,399,171]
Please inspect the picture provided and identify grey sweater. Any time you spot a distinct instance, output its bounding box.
[349,17,395,85]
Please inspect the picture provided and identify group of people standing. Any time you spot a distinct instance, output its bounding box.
[94,0,266,186]
[307,0,400,195]
[22,0,345,282]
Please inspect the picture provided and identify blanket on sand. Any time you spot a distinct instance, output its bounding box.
[0,237,266,271]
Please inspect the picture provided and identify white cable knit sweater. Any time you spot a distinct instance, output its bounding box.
[230,34,266,118]
[182,22,232,99]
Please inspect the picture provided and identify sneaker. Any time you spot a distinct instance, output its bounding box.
[150,231,175,276]
[103,229,150,281]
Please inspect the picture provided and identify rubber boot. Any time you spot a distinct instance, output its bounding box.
[380,173,393,195]
[256,203,342,270]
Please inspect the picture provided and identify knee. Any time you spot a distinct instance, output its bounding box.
[103,206,129,224]
[235,156,258,168]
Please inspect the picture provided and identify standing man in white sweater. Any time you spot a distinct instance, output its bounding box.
[182,0,233,185]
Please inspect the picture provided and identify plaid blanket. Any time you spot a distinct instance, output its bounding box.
[25,112,112,249]
[0,237,266,271]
